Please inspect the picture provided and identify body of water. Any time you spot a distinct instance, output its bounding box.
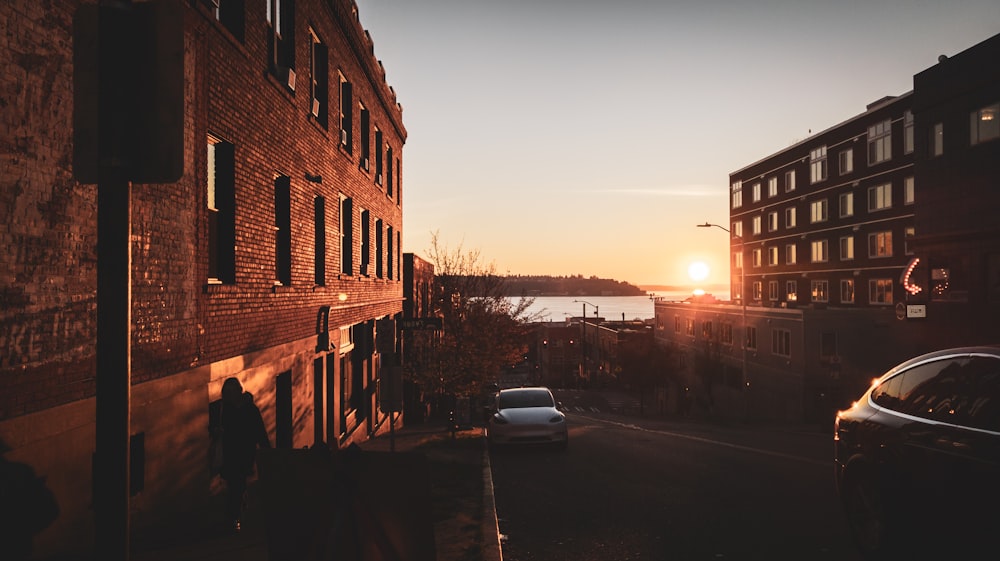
[513,294,683,322]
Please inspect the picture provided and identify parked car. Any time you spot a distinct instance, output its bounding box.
[487,387,568,450]
[834,346,1000,559]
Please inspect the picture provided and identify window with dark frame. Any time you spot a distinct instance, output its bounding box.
[360,104,370,170]
[274,175,291,285]
[211,0,245,41]
[360,209,370,276]
[340,196,353,275]
[310,29,328,128]
[340,77,353,151]
[207,136,235,284]
[314,196,325,286]
[267,0,296,88]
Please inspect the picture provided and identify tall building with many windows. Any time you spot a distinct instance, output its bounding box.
[0,1,405,556]
[655,32,1000,426]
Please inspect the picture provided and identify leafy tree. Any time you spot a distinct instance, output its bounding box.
[420,233,540,396]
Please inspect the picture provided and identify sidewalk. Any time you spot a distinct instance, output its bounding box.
[131,421,501,561]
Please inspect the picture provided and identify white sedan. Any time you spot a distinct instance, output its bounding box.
[487,387,568,450]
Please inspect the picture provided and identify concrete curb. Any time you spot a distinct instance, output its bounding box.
[481,442,503,561]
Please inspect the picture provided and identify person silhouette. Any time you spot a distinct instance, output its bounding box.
[0,440,59,560]
[218,378,270,532]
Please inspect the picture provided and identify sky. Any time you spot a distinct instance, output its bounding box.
[355,0,1000,290]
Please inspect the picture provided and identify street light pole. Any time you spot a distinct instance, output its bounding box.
[573,300,598,385]
[696,222,749,420]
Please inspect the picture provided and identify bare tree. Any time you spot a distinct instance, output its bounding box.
[421,232,539,396]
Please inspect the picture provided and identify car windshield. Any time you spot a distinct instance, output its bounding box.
[499,390,553,409]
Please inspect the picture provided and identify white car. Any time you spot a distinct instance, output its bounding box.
[487,387,568,450]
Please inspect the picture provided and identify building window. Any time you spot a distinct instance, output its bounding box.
[839,148,853,175]
[340,196,353,274]
[752,248,762,267]
[214,0,245,41]
[839,192,854,218]
[768,246,779,266]
[309,29,328,128]
[811,239,828,263]
[752,216,762,235]
[810,199,828,223]
[869,231,893,258]
[904,176,914,205]
[752,281,763,301]
[267,0,295,85]
[386,146,394,197]
[731,181,743,209]
[374,128,383,184]
[339,76,353,151]
[721,323,733,345]
[746,326,757,350]
[785,207,797,228]
[360,209,370,276]
[811,280,829,303]
[810,146,827,183]
[314,196,325,286]
[785,244,797,265]
[732,220,743,238]
[395,158,402,205]
[869,278,894,304]
[674,316,681,333]
[702,321,713,338]
[767,211,778,232]
[733,251,743,270]
[841,279,855,303]
[375,218,384,278]
[768,281,779,301]
[867,119,891,164]
[360,104,370,170]
[387,225,394,280]
[785,169,796,192]
[751,182,761,203]
[786,280,798,302]
[931,122,944,156]
[274,175,291,286]
[207,136,235,284]
[868,183,892,212]
[772,328,791,357]
[903,110,914,154]
[970,103,1000,145]
[905,226,915,255]
[686,318,695,337]
[840,236,855,261]
[767,177,778,198]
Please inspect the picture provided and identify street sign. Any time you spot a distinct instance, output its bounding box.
[400,318,442,330]
[906,304,927,319]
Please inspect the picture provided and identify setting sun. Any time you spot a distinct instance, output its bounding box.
[688,261,710,282]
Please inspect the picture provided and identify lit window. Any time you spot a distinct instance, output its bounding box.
[840,236,854,261]
[811,239,828,263]
[752,282,763,301]
[811,280,829,303]
[868,183,892,212]
[869,278,894,304]
[970,103,999,145]
[752,248,762,267]
[869,231,893,258]
[731,221,743,238]
[810,199,828,223]
[841,279,855,303]
[768,246,779,266]
[904,176,914,205]
[752,182,761,203]
[767,212,778,232]
[785,244,797,265]
[752,216,762,235]
[786,281,798,301]
[731,181,743,209]
[839,192,854,217]
[867,119,892,164]
[767,177,778,198]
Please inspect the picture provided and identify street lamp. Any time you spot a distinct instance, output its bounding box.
[573,300,599,384]
[696,222,749,419]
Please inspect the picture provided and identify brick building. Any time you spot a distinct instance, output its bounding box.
[1,0,405,556]
[656,33,1000,425]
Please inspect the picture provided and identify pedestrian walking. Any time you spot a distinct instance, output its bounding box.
[217,377,270,532]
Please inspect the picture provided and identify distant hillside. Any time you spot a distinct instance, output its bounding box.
[502,275,646,297]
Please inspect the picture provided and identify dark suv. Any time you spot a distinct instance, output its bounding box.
[834,346,1000,559]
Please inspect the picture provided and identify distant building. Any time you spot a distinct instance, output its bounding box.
[0,1,405,556]
[656,32,1000,424]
